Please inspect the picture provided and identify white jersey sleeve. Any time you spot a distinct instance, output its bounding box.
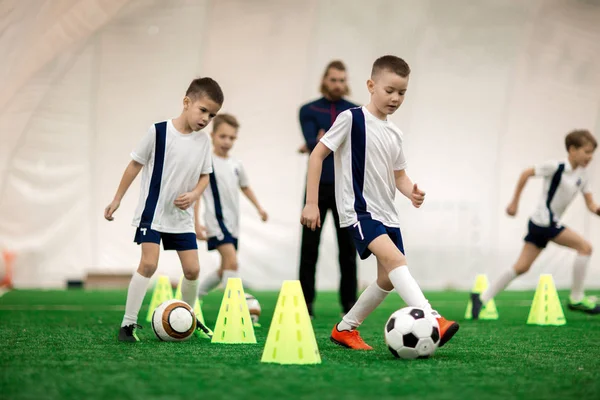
[238,161,250,188]
[320,110,352,152]
[534,160,559,177]
[131,125,156,165]
[581,175,591,194]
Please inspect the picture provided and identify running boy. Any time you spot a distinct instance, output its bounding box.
[472,130,600,318]
[104,77,223,341]
[301,55,459,350]
[194,114,268,298]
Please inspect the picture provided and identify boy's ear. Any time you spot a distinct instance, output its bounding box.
[367,79,375,94]
[183,96,191,110]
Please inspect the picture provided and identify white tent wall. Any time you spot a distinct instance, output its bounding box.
[1,0,599,290]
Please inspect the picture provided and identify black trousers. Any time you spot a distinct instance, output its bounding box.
[299,183,357,313]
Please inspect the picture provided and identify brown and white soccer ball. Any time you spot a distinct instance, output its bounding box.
[245,293,261,324]
[151,299,196,341]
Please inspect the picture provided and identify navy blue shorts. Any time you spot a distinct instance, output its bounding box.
[524,220,565,249]
[347,217,404,260]
[207,233,238,251]
[134,227,197,251]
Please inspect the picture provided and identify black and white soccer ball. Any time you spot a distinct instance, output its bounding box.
[384,307,440,359]
[151,299,196,341]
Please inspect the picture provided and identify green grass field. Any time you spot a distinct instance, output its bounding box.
[1,288,599,400]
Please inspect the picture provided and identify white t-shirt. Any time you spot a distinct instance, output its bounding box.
[202,155,249,239]
[530,159,591,227]
[131,120,213,233]
[321,106,407,228]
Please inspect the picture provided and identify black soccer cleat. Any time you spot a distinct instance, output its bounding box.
[118,323,142,342]
[470,293,483,320]
[196,318,213,339]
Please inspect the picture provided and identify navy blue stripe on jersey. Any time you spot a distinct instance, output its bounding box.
[209,168,232,238]
[546,163,565,224]
[350,108,371,219]
[140,121,167,228]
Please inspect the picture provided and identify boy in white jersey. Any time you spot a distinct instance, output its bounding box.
[472,130,600,318]
[104,78,223,342]
[194,114,268,298]
[301,55,459,350]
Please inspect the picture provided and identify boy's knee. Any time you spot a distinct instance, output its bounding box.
[513,264,530,275]
[222,260,239,271]
[138,260,158,277]
[380,255,406,271]
[183,267,200,280]
[580,242,593,256]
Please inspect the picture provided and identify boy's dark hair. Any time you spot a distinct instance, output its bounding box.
[185,77,224,105]
[371,55,411,78]
[212,114,239,132]
[320,60,350,96]
[565,129,597,150]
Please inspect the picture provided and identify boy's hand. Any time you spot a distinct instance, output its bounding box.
[258,208,268,222]
[506,201,518,217]
[195,223,207,241]
[301,204,321,231]
[410,184,425,208]
[174,192,197,210]
[104,200,120,221]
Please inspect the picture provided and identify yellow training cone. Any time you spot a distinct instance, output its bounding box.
[465,274,498,320]
[261,280,321,365]
[145,275,174,322]
[527,274,566,326]
[211,278,256,344]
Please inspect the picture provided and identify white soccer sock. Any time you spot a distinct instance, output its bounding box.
[338,281,391,331]
[570,254,590,302]
[197,270,221,298]
[221,269,239,287]
[388,266,433,313]
[481,269,517,304]
[180,276,199,308]
[121,272,151,327]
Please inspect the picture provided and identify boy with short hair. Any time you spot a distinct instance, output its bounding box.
[104,77,223,342]
[472,130,600,318]
[194,114,268,298]
[301,55,459,350]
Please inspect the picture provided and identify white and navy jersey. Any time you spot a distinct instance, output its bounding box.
[530,159,591,227]
[320,106,407,228]
[131,120,213,234]
[202,155,249,239]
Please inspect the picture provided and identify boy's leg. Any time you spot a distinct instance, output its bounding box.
[480,243,541,302]
[217,243,239,286]
[551,228,598,313]
[197,269,221,298]
[368,235,459,346]
[177,249,200,307]
[119,242,159,341]
[331,261,391,350]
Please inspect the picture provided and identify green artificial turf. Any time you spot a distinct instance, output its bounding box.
[1,288,599,400]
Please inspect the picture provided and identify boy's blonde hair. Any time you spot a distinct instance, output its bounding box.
[212,114,239,132]
[371,55,411,78]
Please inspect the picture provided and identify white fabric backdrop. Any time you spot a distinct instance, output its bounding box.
[1,0,599,290]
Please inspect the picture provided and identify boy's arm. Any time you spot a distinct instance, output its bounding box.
[583,192,600,216]
[104,160,143,221]
[193,196,207,240]
[506,167,535,216]
[394,169,425,208]
[174,174,210,210]
[241,186,268,221]
[301,142,331,230]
